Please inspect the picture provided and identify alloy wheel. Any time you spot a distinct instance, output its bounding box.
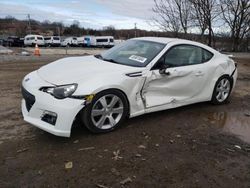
[91,94,124,129]
[215,78,231,102]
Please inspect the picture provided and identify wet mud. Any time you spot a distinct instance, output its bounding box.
[0,53,250,187]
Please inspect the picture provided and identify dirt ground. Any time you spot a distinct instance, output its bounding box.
[0,51,250,187]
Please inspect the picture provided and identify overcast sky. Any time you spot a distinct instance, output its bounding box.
[0,0,158,30]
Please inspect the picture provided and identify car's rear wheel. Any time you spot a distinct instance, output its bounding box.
[82,90,129,133]
[211,76,232,104]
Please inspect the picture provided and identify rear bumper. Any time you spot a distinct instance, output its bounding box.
[231,67,238,90]
[21,71,85,137]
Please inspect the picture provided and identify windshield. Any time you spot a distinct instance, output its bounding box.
[100,40,165,67]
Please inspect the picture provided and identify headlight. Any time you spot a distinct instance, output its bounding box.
[41,84,77,99]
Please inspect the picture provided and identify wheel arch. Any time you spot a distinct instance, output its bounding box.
[213,74,233,89]
[92,88,131,117]
[208,68,233,100]
[73,87,131,129]
[210,74,233,103]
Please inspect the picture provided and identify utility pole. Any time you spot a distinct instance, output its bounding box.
[57,26,60,37]
[27,14,31,34]
[134,23,137,38]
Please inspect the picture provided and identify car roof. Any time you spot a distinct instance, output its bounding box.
[132,37,182,44]
[133,37,219,54]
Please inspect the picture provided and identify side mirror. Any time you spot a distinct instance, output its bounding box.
[159,64,170,75]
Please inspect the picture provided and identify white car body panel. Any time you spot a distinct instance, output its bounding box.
[21,37,237,137]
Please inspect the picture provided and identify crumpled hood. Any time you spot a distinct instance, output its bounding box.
[37,55,139,85]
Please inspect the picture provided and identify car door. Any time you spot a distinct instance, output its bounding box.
[142,44,212,108]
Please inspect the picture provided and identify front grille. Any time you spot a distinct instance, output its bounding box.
[21,86,35,112]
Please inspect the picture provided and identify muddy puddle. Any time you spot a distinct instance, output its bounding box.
[206,111,250,144]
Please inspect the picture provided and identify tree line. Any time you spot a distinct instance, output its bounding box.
[0,0,249,52]
[152,0,250,51]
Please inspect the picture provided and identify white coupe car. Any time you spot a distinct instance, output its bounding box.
[21,37,237,137]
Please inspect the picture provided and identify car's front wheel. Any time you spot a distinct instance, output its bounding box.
[211,76,232,104]
[82,90,129,133]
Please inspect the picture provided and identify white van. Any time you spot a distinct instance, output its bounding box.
[95,36,114,47]
[24,35,45,47]
[44,36,61,47]
[61,37,78,47]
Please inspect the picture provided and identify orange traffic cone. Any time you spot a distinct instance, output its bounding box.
[34,44,40,56]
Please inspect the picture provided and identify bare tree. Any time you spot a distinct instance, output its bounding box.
[102,25,116,37]
[152,0,191,36]
[220,0,250,51]
[189,0,220,46]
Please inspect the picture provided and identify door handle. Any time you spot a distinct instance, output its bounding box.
[195,71,204,76]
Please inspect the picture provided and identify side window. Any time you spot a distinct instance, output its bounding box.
[97,39,108,42]
[163,45,203,67]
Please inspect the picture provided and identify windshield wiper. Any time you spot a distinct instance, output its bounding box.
[95,54,120,64]
[94,54,103,60]
[103,58,119,64]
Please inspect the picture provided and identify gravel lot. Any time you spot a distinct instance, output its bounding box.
[0,49,250,187]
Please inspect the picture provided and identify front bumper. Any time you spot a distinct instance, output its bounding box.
[21,71,85,137]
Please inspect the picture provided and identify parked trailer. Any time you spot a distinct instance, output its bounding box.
[44,36,61,47]
[24,35,45,47]
[95,36,114,47]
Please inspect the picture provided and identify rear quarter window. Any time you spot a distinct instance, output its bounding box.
[202,49,213,62]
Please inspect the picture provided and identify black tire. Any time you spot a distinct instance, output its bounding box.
[211,75,232,104]
[82,89,129,133]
